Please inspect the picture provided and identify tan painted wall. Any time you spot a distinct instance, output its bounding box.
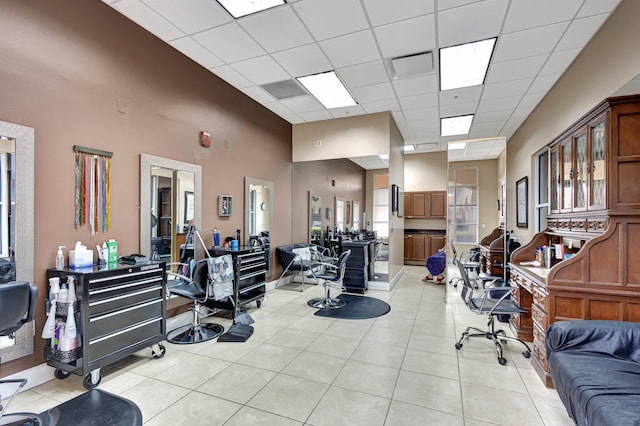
[292,112,390,161]
[0,0,292,376]
[404,152,448,230]
[291,160,366,244]
[506,0,640,244]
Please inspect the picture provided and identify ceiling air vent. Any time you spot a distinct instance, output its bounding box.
[260,79,308,100]
[391,51,434,78]
[415,142,439,151]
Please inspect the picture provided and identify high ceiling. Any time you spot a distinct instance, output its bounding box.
[102,0,621,164]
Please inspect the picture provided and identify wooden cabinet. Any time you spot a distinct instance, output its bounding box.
[510,94,640,388]
[404,233,446,263]
[404,191,446,219]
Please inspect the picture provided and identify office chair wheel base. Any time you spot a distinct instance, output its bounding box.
[54,369,71,380]
[168,323,225,344]
[455,343,463,350]
[307,297,346,309]
[83,372,102,390]
[498,357,507,366]
[523,350,531,358]
[152,344,166,359]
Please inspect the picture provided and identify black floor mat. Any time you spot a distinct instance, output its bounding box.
[314,294,391,319]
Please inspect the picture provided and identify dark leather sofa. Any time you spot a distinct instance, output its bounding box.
[546,320,640,426]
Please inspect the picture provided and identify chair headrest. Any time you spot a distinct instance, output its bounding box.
[0,280,37,336]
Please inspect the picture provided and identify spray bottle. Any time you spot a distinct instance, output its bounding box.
[213,227,221,247]
[56,246,66,270]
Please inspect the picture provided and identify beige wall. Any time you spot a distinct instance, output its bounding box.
[388,119,405,281]
[506,0,640,244]
[291,160,366,243]
[404,151,448,230]
[292,112,390,161]
[0,0,292,376]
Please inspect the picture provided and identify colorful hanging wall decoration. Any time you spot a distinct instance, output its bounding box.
[74,145,113,235]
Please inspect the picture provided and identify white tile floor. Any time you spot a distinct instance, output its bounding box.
[8,265,574,425]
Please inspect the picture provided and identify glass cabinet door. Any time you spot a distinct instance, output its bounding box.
[574,132,587,210]
[550,146,560,212]
[589,120,606,210]
[561,140,573,211]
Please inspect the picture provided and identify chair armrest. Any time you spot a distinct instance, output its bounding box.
[27,282,38,323]
[546,320,640,362]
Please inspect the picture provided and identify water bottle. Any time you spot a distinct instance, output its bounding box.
[213,227,221,247]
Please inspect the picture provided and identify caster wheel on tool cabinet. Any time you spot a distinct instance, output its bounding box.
[54,369,71,380]
[152,344,166,359]
[256,300,262,308]
[83,373,101,390]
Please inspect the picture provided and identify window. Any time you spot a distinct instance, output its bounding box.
[0,150,14,258]
[372,188,389,238]
[448,167,478,244]
[535,149,549,232]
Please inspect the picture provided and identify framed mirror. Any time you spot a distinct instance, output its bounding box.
[309,192,322,243]
[352,201,360,231]
[335,198,345,233]
[0,120,35,364]
[140,154,202,261]
[245,177,273,273]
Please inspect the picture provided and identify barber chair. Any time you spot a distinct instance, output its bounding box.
[0,281,43,424]
[166,258,225,344]
[307,250,351,309]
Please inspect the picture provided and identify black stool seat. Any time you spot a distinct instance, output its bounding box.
[39,389,142,425]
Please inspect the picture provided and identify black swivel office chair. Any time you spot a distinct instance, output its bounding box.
[307,250,351,309]
[453,261,531,365]
[166,259,224,344]
[0,280,43,424]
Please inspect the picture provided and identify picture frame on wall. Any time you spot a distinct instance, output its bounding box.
[184,191,194,222]
[516,177,528,228]
[219,194,232,217]
[391,183,398,212]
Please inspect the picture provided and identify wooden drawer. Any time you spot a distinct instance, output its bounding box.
[532,324,548,372]
[533,286,548,311]
[532,304,548,329]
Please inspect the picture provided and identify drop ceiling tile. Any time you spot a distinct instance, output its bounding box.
[519,92,546,109]
[399,93,438,110]
[577,0,621,17]
[361,98,401,114]
[143,0,231,34]
[193,22,265,63]
[114,0,184,41]
[493,23,567,62]
[374,14,436,58]
[362,0,435,27]
[439,102,477,117]
[487,55,547,83]
[411,128,440,138]
[477,95,522,113]
[210,65,253,88]
[320,30,380,69]
[351,82,395,103]
[282,114,305,124]
[391,111,407,125]
[469,121,505,134]
[330,105,366,119]
[293,0,369,41]
[529,74,561,93]
[338,61,389,89]
[407,117,440,130]
[240,86,276,104]
[502,0,582,33]
[475,109,512,122]
[404,106,439,122]
[482,78,533,100]
[239,6,313,53]
[263,102,294,116]
[231,55,290,85]
[437,0,507,48]
[169,37,223,69]
[392,74,438,97]
[437,0,480,11]
[273,44,332,77]
[439,86,482,106]
[555,14,609,51]
[297,110,334,121]
[539,49,580,75]
[280,95,324,113]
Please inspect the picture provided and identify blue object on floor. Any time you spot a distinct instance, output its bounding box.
[426,251,446,275]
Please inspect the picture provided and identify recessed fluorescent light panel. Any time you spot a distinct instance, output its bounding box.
[440,37,496,91]
[379,154,389,160]
[296,71,357,109]
[441,115,473,136]
[216,0,286,19]
[402,145,415,152]
[448,142,467,150]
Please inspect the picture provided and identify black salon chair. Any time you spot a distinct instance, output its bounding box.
[166,259,225,344]
[449,242,481,288]
[0,280,43,424]
[307,250,351,309]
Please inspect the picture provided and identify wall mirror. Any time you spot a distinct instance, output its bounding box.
[309,192,322,243]
[244,177,273,273]
[0,120,35,364]
[335,198,345,233]
[352,201,360,231]
[140,154,201,261]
